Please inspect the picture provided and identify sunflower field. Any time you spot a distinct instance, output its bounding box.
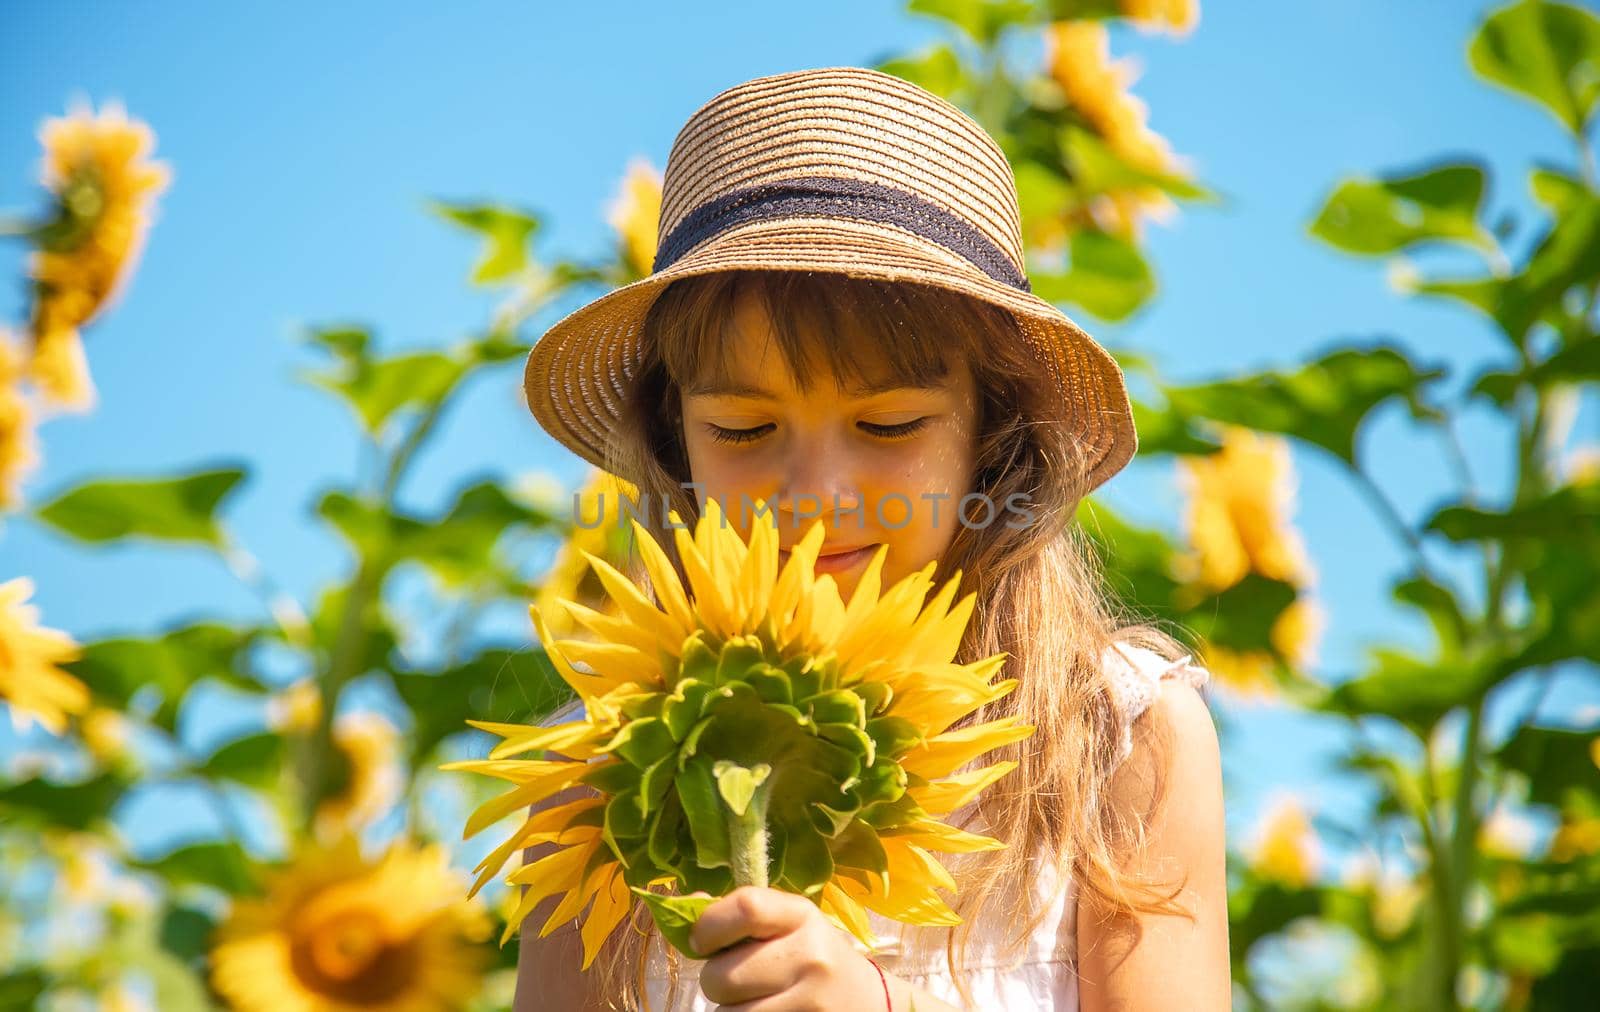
[1,1,1596,1010]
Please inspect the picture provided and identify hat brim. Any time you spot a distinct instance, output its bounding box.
[523,215,1138,493]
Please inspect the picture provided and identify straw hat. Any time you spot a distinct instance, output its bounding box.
[523,65,1138,493]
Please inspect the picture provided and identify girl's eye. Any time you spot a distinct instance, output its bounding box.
[860,416,931,439]
[707,423,774,445]
[705,416,931,446]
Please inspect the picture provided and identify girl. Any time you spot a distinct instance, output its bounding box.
[512,67,1229,1011]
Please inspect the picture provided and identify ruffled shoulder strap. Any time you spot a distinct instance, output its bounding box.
[1101,642,1211,768]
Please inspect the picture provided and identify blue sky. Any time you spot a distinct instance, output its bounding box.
[3,1,1596,868]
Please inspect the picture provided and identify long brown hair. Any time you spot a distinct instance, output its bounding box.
[580,268,1204,1009]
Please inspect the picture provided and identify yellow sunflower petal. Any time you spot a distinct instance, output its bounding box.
[630,516,697,632]
[529,604,628,700]
[882,819,1008,853]
[578,865,635,969]
[577,549,690,657]
[908,760,1020,816]
[820,880,875,949]
[903,717,1037,780]
[554,639,664,688]
[770,518,826,630]
[465,718,605,761]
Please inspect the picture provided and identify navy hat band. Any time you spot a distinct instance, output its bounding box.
[652,174,1031,294]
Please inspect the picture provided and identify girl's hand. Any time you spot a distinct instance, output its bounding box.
[690,886,887,1010]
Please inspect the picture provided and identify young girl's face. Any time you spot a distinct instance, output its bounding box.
[679,287,981,600]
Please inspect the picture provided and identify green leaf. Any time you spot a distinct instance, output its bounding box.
[428,200,542,284]
[303,325,371,361]
[394,647,572,763]
[1309,162,1493,255]
[319,480,559,582]
[677,757,733,870]
[158,905,217,964]
[1425,481,1600,543]
[1529,166,1589,214]
[130,840,259,895]
[301,348,468,437]
[0,773,129,830]
[201,732,286,790]
[1319,643,1503,733]
[906,0,1038,46]
[1469,0,1600,135]
[1043,0,1120,18]
[1163,342,1447,466]
[1130,396,1224,457]
[68,622,258,731]
[1470,338,1600,407]
[1183,573,1300,656]
[0,972,46,1010]
[1061,125,1212,203]
[1077,500,1187,618]
[1030,229,1154,320]
[873,44,974,102]
[1392,574,1469,656]
[33,467,247,547]
[631,889,719,959]
[98,916,214,1012]
[712,760,771,817]
[1497,725,1600,809]
[1414,191,1600,347]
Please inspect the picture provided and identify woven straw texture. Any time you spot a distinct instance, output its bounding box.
[522,65,1138,493]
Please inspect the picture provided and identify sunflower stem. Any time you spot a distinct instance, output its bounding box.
[728,800,771,889]
[715,759,773,889]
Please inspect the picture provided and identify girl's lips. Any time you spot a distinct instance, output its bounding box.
[780,543,882,575]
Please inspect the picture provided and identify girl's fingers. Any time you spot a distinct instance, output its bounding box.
[697,931,797,1005]
[690,886,812,956]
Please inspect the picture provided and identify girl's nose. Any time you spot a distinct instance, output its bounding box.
[775,436,863,531]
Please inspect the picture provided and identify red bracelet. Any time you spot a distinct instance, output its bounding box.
[867,956,892,1011]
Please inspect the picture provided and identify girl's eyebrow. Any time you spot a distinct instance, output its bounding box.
[685,377,948,398]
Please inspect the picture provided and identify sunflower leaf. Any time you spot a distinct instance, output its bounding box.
[631,889,719,959]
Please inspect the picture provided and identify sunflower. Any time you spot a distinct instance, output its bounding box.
[533,468,641,640]
[0,332,42,510]
[1119,0,1199,36]
[1044,21,1190,238]
[210,835,491,1012]
[443,496,1032,968]
[605,157,663,282]
[313,712,404,841]
[0,575,88,734]
[1176,425,1323,695]
[1248,795,1320,889]
[25,97,171,412]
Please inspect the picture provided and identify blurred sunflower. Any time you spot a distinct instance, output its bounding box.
[445,497,1029,967]
[1344,857,1425,940]
[0,575,88,734]
[96,979,156,1012]
[21,98,170,413]
[605,157,663,281]
[313,712,404,842]
[1175,424,1324,698]
[1120,0,1199,35]
[1248,794,1320,888]
[1043,21,1191,239]
[210,836,491,1012]
[267,678,323,734]
[0,331,41,510]
[533,468,640,640]
[79,704,136,768]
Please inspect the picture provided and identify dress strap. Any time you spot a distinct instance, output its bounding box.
[1103,642,1211,768]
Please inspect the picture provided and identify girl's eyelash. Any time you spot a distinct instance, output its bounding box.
[706,417,932,445]
[707,423,774,445]
[860,416,931,439]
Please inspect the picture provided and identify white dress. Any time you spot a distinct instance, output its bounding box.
[640,643,1213,1011]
